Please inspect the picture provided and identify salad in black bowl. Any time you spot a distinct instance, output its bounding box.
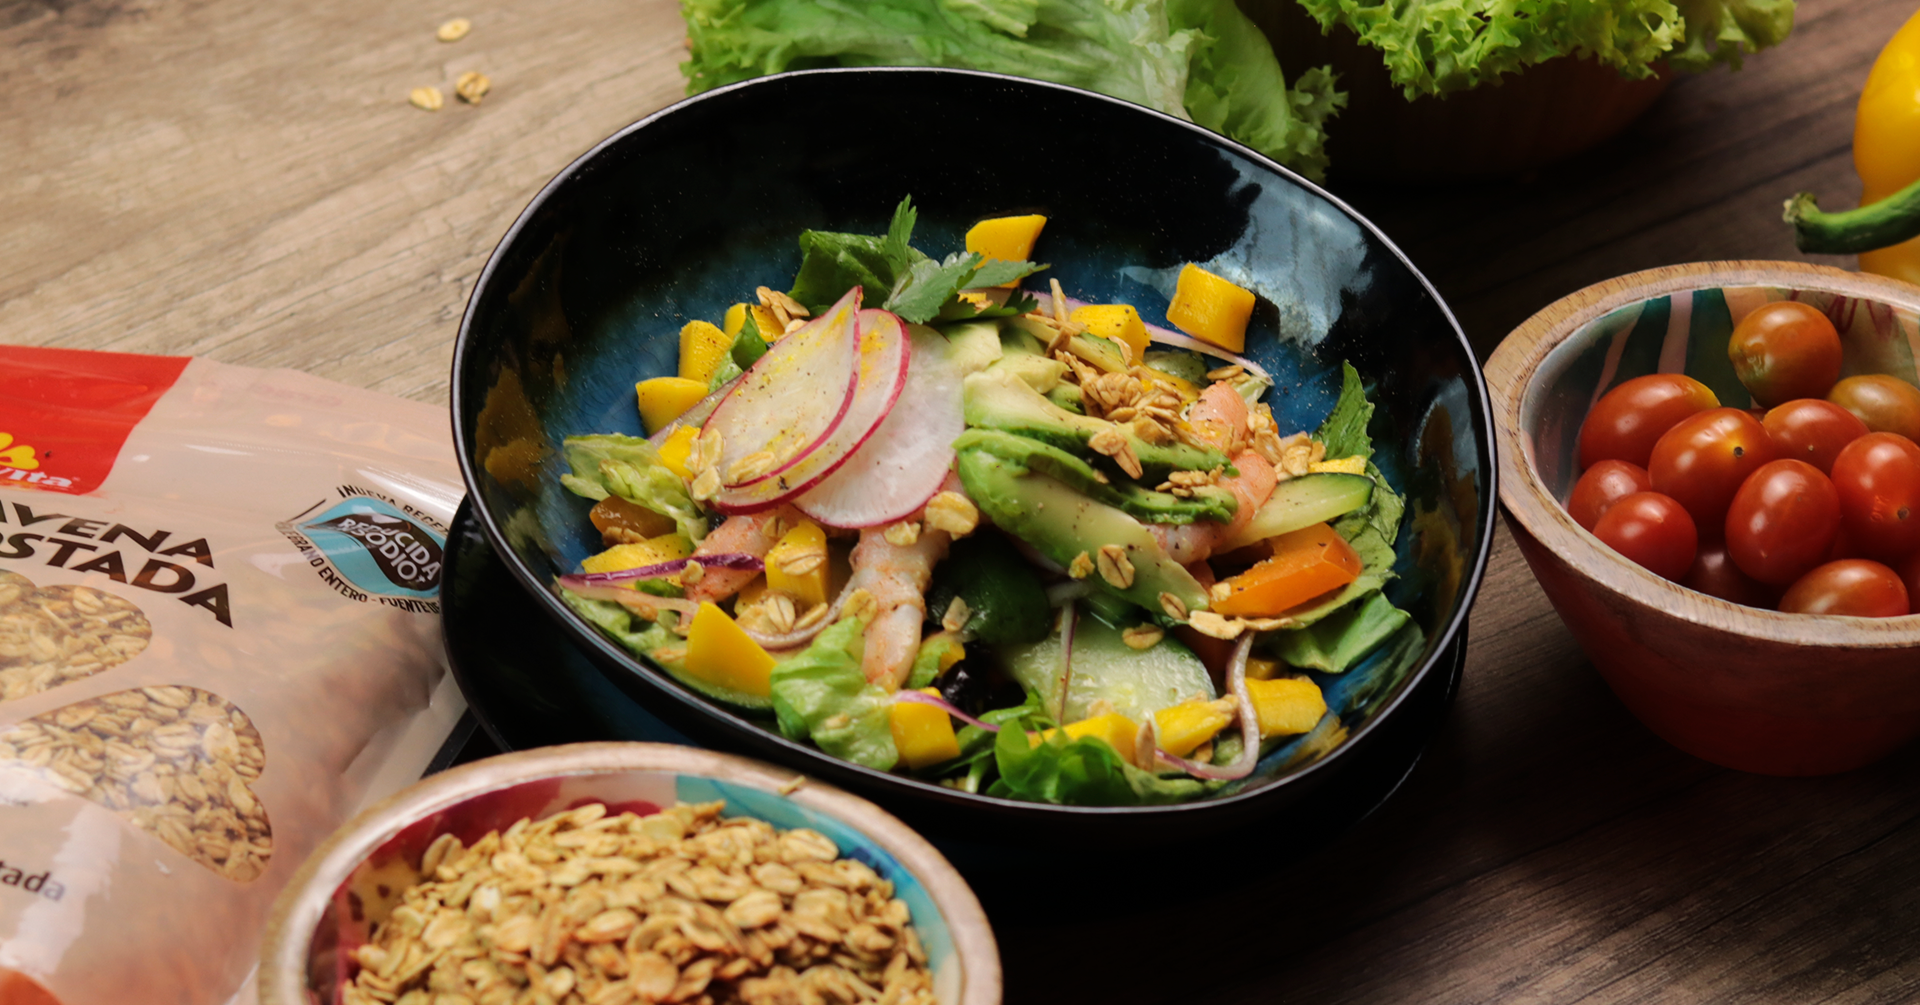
[452,67,1493,843]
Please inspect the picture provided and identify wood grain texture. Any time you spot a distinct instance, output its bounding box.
[5,0,1919,1001]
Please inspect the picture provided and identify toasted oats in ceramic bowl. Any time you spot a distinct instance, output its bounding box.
[259,743,999,1005]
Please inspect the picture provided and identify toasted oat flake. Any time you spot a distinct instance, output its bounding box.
[780,550,826,577]
[728,450,780,484]
[922,491,979,536]
[435,17,471,41]
[1121,625,1164,650]
[1210,581,1233,603]
[1068,551,1094,580]
[690,466,722,501]
[940,596,972,634]
[882,520,921,547]
[1096,545,1134,590]
[1159,592,1189,621]
[840,588,877,623]
[408,86,444,111]
[1186,610,1244,639]
[1205,364,1245,382]
[766,594,797,634]
[454,71,490,104]
[681,560,705,586]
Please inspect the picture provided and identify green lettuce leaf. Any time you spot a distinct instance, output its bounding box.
[769,619,900,770]
[1270,589,1411,673]
[558,434,707,543]
[1297,0,1793,99]
[681,0,1342,179]
[988,722,1211,805]
[557,590,688,667]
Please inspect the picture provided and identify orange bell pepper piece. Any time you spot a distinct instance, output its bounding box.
[1210,523,1362,618]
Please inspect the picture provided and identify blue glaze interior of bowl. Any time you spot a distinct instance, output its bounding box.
[454,68,1494,815]
[313,770,962,1003]
[1524,286,1920,499]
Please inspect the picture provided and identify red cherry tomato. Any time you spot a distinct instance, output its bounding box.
[1648,407,1777,531]
[1567,460,1652,530]
[1829,432,1920,562]
[1779,559,1910,617]
[1681,540,1779,608]
[1592,491,1698,581]
[1828,375,1920,442]
[1723,459,1841,586]
[1761,398,1869,475]
[1728,301,1843,407]
[1901,551,1920,614]
[1578,374,1719,470]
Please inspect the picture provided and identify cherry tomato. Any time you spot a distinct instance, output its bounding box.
[1761,398,1869,475]
[1648,407,1776,531]
[1901,551,1920,615]
[1828,374,1920,443]
[1681,540,1779,608]
[1592,491,1698,581]
[1567,460,1652,530]
[1830,432,1920,562]
[1778,559,1910,617]
[1724,459,1841,586]
[1577,373,1719,470]
[1728,301,1843,407]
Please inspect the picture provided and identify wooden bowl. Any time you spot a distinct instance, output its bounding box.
[258,742,1000,1005]
[1487,262,1920,776]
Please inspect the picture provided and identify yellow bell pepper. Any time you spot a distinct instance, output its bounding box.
[1786,9,1920,280]
[1165,264,1254,354]
[889,690,961,770]
[634,377,710,435]
[684,602,776,698]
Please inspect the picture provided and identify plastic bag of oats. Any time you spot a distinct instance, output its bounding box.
[0,345,467,1005]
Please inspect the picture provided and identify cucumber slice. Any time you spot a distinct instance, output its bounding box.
[1220,472,1373,552]
[1001,618,1214,724]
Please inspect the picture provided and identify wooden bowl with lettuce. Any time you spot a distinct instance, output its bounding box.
[451,68,1495,846]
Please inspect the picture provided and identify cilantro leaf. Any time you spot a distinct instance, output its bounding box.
[885,251,1047,325]
[1314,361,1375,463]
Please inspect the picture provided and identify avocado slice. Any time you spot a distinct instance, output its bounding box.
[989,352,1069,394]
[963,369,1227,480]
[953,429,1235,524]
[1218,471,1374,552]
[955,450,1210,617]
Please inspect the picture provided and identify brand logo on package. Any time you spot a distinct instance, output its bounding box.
[278,486,446,613]
[0,347,191,495]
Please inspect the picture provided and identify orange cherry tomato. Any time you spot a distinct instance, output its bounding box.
[1648,407,1777,531]
[1727,301,1843,407]
[1724,459,1842,587]
[1577,374,1719,470]
[1761,398,1869,475]
[1567,460,1651,530]
[1828,374,1920,442]
[1779,559,1910,617]
[1830,432,1920,562]
[1592,491,1697,581]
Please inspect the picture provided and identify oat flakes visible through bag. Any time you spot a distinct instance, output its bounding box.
[0,346,465,1005]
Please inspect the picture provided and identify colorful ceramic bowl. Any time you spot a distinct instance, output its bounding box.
[258,743,999,1005]
[1489,261,1920,776]
[449,67,1495,842]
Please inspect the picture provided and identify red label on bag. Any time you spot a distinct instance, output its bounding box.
[0,346,189,495]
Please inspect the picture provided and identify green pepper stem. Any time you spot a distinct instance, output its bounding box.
[1785,173,1920,255]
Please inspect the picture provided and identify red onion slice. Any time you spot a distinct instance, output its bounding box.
[1030,291,1272,383]
[561,553,764,587]
[1055,600,1077,724]
[892,689,1000,733]
[738,589,849,651]
[1158,633,1259,781]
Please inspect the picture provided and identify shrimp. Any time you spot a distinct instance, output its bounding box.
[684,504,803,604]
[846,522,952,690]
[1148,450,1277,563]
[1184,381,1249,455]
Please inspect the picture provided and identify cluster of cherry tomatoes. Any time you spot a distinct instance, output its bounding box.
[1571,300,1920,617]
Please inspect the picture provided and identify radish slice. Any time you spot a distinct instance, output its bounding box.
[704,287,862,494]
[796,315,969,528]
[711,298,911,513]
[1030,290,1272,383]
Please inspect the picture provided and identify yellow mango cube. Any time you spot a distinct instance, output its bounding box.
[1138,365,1202,404]
[1154,698,1235,757]
[765,519,830,608]
[1309,456,1368,475]
[890,690,961,770]
[1035,712,1139,764]
[678,320,733,384]
[635,377,710,435]
[1247,677,1327,738]
[1166,263,1255,353]
[722,302,749,338]
[1069,304,1148,363]
[750,304,784,342]
[920,630,966,672]
[580,533,692,579]
[965,214,1047,287]
[657,425,699,480]
[684,602,776,699]
[1245,657,1283,681]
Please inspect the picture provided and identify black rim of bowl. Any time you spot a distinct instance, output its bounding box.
[449,65,1499,820]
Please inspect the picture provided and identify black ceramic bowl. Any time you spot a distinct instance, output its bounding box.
[451,67,1495,846]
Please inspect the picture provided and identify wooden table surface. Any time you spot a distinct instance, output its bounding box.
[7,0,1919,1001]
